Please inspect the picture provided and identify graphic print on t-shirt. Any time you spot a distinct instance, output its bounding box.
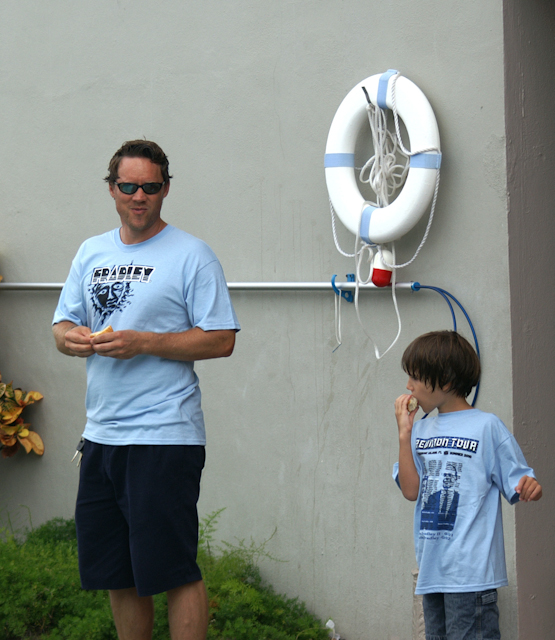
[416,435,480,536]
[420,459,462,532]
[88,263,155,323]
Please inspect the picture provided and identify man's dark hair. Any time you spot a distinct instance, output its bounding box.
[401,330,480,398]
[104,140,172,185]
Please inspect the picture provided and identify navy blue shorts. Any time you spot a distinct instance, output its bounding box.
[75,440,205,597]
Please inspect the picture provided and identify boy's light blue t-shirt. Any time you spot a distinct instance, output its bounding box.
[393,409,535,594]
[53,225,240,446]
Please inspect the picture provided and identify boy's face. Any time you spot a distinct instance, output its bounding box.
[406,377,454,414]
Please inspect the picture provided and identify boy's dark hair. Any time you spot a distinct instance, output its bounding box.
[104,140,172,185]
[401,330,480,398]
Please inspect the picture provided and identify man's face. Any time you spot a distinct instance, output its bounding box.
[109,156,170,244]
[442,470,457,489]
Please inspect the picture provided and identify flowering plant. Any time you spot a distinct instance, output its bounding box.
[0,373,44,458]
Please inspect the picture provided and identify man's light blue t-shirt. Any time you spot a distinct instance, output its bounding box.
[53,225,240,446]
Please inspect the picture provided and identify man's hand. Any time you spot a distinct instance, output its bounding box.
[91,329,143,360]
[53,322,95,357]
[65,326,97,357]
[515,475,543,502]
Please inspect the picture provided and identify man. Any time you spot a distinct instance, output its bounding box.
[53,140,240,640]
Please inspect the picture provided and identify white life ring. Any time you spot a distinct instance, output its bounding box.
[325,70,441,245]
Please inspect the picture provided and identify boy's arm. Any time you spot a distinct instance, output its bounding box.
[395,394,420,501]
[515,475,543,502]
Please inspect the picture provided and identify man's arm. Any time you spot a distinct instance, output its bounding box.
[90,327,236,361]
[53,321,95,358]
[395,394,420,501]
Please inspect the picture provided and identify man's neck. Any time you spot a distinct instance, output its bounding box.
[120,219,168,245]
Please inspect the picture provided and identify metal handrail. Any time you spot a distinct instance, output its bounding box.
[0,281,416,292]
[0,283,66,290]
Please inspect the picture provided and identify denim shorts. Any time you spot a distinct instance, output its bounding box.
[75,440,205,597]
[422,590,500,640]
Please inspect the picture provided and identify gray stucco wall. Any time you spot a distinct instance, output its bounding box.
[0,2,531,638]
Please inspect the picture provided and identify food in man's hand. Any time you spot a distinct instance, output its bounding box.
[408,396,418,412]
[90,326,113,338]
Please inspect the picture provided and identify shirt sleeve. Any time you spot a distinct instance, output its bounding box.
[491,431,535,505]
[52,250,88,327]
[184,258,240,332]
[392,462,401,489]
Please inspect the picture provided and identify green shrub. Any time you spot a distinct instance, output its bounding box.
[0,512,328,640]
[24,517,77,546]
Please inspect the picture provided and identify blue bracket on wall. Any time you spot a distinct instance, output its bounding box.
[331,273,355,303]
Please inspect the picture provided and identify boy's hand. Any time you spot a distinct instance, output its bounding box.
[395,394,418,439]
[395,394,421,501]
[515,475,543,502]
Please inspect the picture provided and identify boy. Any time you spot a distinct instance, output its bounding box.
[394,331,542,640]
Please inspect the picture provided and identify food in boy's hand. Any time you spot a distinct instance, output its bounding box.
[408,396,418,412]
[90,325,113,338]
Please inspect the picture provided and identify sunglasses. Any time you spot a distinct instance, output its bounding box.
[115,182,166,195]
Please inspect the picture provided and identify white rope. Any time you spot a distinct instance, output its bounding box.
[333,292,342,351]
[331,235,403,359]
[353,241,402,359]
[330,199,356,258]
[332,231,368,351]
[359,102,409,208]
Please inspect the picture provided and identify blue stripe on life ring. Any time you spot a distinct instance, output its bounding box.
[410,153,442,169]
[324,153,355,168]
[360,204,378,244]
[377,69,399,109]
